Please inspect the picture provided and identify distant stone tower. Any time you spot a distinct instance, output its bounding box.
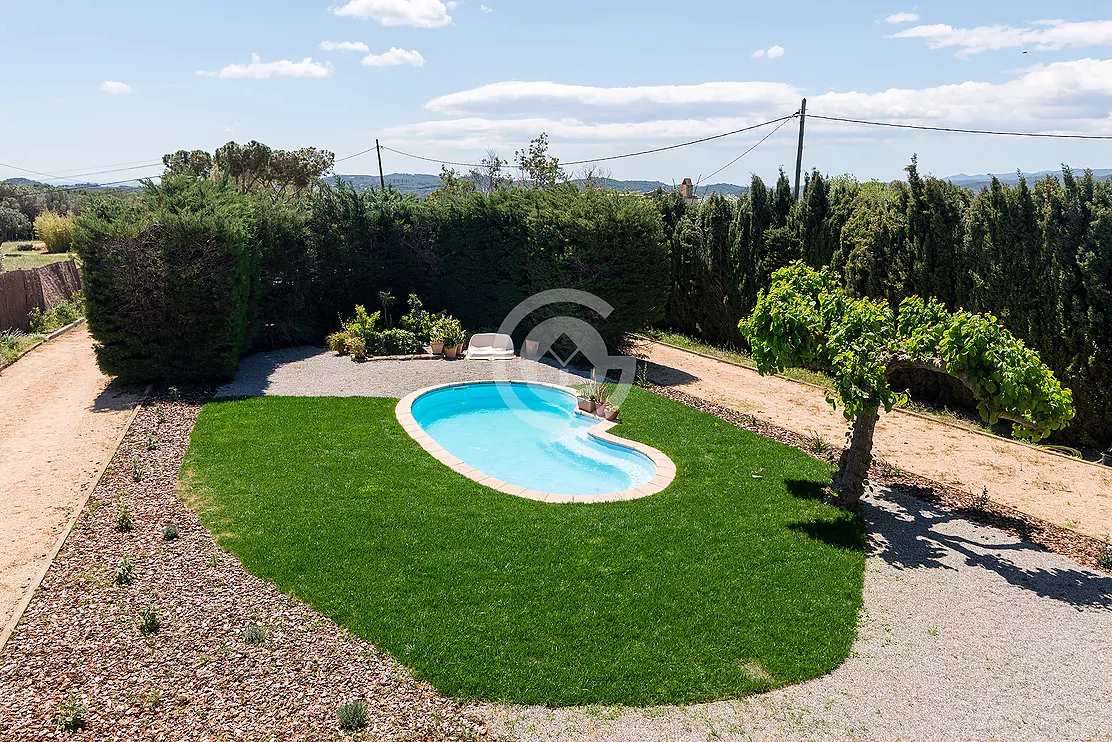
[679,177,699,205]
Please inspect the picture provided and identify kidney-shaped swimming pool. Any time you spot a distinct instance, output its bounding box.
[405,381,660,497]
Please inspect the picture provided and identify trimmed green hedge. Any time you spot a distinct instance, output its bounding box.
[76,176,255,382]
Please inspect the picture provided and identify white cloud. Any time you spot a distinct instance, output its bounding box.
[885,12,919,24]
[197,54,333,79]
[426,81,799,114]
[362,47,425,66]
[392,58,1112,154]
[751,45,784,59]
[891,19,1112,57]
[332,0,451,27]
[100,80,132,94]
[321,40,371,52]
[480,5,492,12]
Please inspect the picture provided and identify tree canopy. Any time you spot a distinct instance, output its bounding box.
[741,262,1074,439]
[740,263,1074,505]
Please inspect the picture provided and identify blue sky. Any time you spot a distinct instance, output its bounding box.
[3,0,1112,185]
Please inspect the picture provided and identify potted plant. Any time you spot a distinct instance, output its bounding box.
[436,317,465,359]
[578,380,600,412]
[592,382,612,417]
[602,404,619,421]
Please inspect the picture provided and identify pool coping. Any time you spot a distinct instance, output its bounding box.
[395,380,677,504]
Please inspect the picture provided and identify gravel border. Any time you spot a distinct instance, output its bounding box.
[0,388,491,740]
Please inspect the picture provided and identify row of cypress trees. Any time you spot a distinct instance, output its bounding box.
[659,161,1112,447]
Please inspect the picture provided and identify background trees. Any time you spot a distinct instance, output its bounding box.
[661,163,1112,449]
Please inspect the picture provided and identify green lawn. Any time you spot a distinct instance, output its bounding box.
[0,242,75,273]
[182,389,865,706]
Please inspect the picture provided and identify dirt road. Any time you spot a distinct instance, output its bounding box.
[639,340,1112,540]
[0,324,139,634]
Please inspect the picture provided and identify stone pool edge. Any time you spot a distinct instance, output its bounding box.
[395,380,676,504]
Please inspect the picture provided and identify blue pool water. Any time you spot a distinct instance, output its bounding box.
[410,382,656,495]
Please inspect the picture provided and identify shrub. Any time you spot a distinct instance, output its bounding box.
[34,210,76,253]
[336,701,367,731]
[27,294,84,334]
[346,335,367,360]
[0,329,43,366]
[430,315,464,347]
[52,694,86,732]
[138,606,160,635]
[1096,541,1112,571]
[162,523,179,541]
[326,331,350,355]
[243,623,265,644]
[343,305,380,340]
[145,434,160,451]
[115,501,133,533]
[369,328,421,355]
[114,557,134,585]
[76,175,256,383]
[399,294,432,341]
[131,458,145,482]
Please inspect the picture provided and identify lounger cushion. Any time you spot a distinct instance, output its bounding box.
[466,333,515,359]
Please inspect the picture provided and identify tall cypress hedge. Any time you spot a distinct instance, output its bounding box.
[660,162,1112,448]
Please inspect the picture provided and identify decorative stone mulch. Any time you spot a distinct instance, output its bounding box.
[0,388,491,741]
[647,382,1112,573]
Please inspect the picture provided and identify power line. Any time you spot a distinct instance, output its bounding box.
[808,114,1112,140]
[560,115,797,166]
[378,114,799,172]
[379,145,523,170]
[698,116,796,196]
[40,162,163,182]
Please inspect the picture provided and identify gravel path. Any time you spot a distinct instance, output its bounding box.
[0,324,140,638]
[217,346,584,398]
[638,340,1112,540]
[483,485,1112,741]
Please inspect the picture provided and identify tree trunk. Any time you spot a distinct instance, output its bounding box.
[831,406,880,509]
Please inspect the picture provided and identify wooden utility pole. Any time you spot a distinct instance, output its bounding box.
[376,139,386,191]
[793,98,807,200]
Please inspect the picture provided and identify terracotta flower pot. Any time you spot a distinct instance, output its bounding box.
[578,398,595,413]
[603,406,619,421]
[455,343,465,357]
[430,341,444,354]
[444,345,458,360]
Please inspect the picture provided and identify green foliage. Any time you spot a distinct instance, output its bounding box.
[343,305,380,340]
[0,329,44,366]
[326,331,349,355]
[76,174,256,383]
[115,501,133,533]
[514,132,565,188]
[741,263,1074,440]
[33,209,76,252]
[114,557,134,585]
[138,605,160,635]
[336,701,367,731]
[27,294,84,334]
[243,623,266,644]
[660,162,1109,447]
[346,335,367,360]
[370,328,421,355]
[429,314,464,347]
[52,695,86,732]
[212,140,334,202]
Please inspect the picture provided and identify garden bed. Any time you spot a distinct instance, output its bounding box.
[0,389,489,740]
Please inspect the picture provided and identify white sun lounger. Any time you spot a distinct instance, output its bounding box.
[465,332,515,360]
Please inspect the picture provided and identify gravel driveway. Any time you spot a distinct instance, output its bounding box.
[484,485,1112,741]
[217,346,585,398]
[222,348,1112,740]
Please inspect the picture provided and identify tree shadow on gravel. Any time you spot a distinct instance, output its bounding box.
[214,345,324,398]
[864,489,1112,610]
[91,378,144,412]
[643,361,700,388]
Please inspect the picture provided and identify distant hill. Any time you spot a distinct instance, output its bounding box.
[942,169,1112,191]
[2,177,141,193]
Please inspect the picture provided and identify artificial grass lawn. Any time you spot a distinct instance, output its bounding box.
[182,388,865,706]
